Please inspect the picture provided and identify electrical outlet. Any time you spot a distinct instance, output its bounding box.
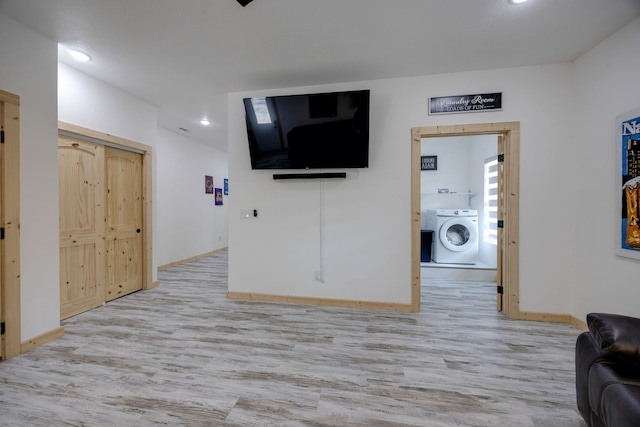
[314,271,323,282]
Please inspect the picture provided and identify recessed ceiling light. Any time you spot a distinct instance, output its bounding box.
[67,49,92,62]
[509,0,528,4]
[200,119,211,126]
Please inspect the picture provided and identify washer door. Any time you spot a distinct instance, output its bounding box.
[439,217,478,252]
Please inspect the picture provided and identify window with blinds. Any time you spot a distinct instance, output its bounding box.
[484,155,499,245]
[250,97,272,124]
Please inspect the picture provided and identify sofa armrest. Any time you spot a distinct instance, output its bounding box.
[587,313,640,365]
[576,331,602,423]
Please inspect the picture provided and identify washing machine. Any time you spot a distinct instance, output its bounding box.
[424,209,479,264]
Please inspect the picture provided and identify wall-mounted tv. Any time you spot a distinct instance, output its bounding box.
[243,89,370,170]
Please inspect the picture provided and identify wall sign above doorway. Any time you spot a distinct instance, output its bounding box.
[428,93,502,115]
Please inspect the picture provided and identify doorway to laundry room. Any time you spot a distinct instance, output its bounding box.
[410,123,520,319]
[420,134,498,278]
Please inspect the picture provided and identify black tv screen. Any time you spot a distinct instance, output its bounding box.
[243,90,370,169]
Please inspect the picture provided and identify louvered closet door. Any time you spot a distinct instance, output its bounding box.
[105,146,143,301]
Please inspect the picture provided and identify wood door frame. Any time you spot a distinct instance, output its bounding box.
[411,122,521,319]
[58,122,155,292]
[1,90,21,359]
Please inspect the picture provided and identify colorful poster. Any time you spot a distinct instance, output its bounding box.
[215,188,223,205]
[205,175,214,194]
[224,178,229,195]
[617,108,640,259]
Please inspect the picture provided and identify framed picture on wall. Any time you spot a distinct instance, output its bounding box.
[421,155,437,171]
[616,107,640,259]
[205,175,214,194]
[215,188,223,205]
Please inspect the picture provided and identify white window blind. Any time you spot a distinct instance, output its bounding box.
[484,156,498,245]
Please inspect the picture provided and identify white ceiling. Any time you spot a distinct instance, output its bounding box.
[1,0,639,152]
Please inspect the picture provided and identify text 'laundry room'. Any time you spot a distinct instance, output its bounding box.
[420,135,498,281]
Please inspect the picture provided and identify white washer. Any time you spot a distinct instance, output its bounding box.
[424,209,478,264]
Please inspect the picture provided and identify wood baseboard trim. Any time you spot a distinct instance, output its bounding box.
[158,247,228,271]
[516,311,572,323]
[570,316,588,331]
[516,311,588,331]
[21,326,65,354]
[148,280,160,290]
[226,291,414,312]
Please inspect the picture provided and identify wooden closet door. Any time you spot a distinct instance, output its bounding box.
[59,137,105,319]
[105,147,143,301]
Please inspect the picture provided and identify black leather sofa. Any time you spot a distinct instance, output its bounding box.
[576,313,640,427]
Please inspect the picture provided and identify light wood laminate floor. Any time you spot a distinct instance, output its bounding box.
[0,251,586,426]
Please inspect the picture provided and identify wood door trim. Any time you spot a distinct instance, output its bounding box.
[58,121,153,292]
[411,122,521,319]
[59,122,150,153]
[1,90,21,359]
[0,89,20,105]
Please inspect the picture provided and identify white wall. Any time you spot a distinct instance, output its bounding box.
[570,17,640,320]
[228,63,575,312]
[420,136,473,205]
[420,135,496,211]
[58,63,157,146]
[0,13,59,340]
[156,127,228,266]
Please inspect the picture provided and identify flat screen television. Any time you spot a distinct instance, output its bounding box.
[243,89,370,170]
